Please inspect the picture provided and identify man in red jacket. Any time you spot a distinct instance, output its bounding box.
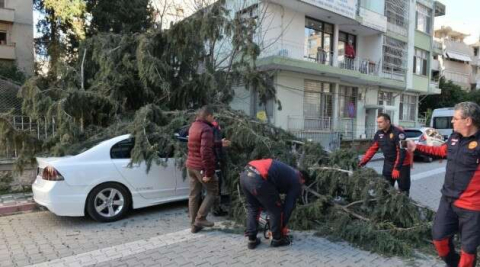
[408,102,480,267]
[240,159,304,249]
[186,106,218,233]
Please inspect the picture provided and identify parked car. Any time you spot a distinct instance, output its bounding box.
[32,135,188,222]
[404,127,444,162]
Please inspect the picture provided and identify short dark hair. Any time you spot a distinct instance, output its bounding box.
[197,105,214,120]
[377,113,391,122]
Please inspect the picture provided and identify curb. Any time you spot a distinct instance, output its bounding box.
[0,202,40,216]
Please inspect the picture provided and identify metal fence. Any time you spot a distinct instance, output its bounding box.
[1,115,57,159]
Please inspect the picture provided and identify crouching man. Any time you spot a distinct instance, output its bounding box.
[240,159,304,249]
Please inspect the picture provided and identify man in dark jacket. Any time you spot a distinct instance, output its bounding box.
[359,113,412,195]
[186,106,218,233]
[408,102,480,267]
[240,159,304,249]
[211,120,230,216]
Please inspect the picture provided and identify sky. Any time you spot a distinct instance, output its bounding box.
[434,0,480,44]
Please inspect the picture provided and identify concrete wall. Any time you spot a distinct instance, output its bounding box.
[0,160,35,193]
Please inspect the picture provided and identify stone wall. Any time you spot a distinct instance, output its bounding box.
[0,160,36,193]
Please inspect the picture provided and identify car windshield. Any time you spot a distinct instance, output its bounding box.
[404,130,422,138]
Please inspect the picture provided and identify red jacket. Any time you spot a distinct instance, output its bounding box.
[345,44,356,58]
[186,119,216,177]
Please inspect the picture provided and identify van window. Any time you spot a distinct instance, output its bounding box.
[433,117,453,129]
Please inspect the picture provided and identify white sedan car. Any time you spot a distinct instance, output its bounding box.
[32,135,189,222]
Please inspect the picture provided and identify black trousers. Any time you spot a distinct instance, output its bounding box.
[239,170,283,240]
[383,162,411,195]
[432,197,480,267]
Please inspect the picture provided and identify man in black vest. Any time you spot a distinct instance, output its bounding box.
[409,102,480,267]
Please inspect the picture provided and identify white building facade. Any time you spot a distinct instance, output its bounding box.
[227,0,445,148]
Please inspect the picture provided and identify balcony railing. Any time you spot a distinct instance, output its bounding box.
[304,50,334,66]
[387,22,408,37]
[433,40,443,51]
[287,116,332,131]
[338,57,379,75]
[444,71,470,85]
[260,41,380,77]
[0,43,15,60]
[380,69,406,81]
[0,8,14,23]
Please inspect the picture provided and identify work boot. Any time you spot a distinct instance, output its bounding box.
[270,236,291,247]
[247,237,261,250]
[191,225,204,234]
[194,219,214,228]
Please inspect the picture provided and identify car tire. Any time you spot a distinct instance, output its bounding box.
[425,157,433,163]
[87,183,131,222]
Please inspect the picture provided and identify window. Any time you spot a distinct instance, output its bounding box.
[399,94,417,121]
[304,80,332,130]
[111,139,134,159]
[0,32,6,45]
[433,117,453,130]
[413,48,428,76]
[385,0,408,29]
[383,37,407,76]
[416,3,432,34]
[304,17,334,65]
[236,4,259,41]
[339,86,358,118]
[378,91,393,106]
[253,90,274,123]
[475,47,479,57]
[0,0,4,8]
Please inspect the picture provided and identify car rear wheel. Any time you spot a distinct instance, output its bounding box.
[87,183,131,222]
[425,156,433,163]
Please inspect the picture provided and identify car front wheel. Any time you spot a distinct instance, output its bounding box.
[87,183,131,222]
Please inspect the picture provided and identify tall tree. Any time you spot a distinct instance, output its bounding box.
[85,0,153,35]
[34,0,87,79]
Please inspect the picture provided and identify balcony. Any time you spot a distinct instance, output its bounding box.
[261,42,380,77]
[444,71,471,88]
[287,116,332,132]
[0,8,14,23]
[387,22,408,37]
[0,43,15,60]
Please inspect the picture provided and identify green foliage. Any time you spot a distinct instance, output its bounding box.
[0,63,27,84]
[420,77,467,114]
[86,0,153,35]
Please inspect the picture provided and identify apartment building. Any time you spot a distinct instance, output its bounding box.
[470,40,480,90]
[226,0,445,148]
[0,0,34,75]
[434,26,473,90]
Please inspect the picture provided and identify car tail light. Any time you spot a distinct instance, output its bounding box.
[42,166,64,181]
[419,134,426,142]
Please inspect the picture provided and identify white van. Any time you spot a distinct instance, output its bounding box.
[430,107,454,139]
